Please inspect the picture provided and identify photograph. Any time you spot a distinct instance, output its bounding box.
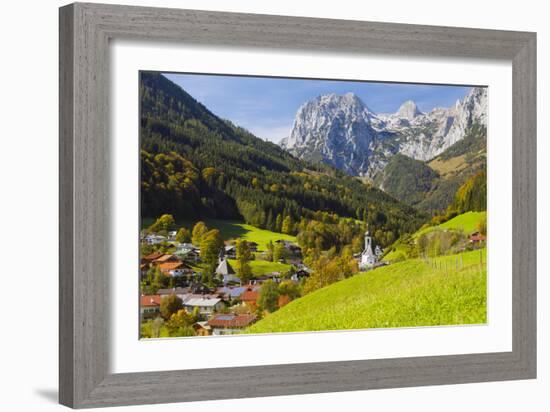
[138,71,487,339]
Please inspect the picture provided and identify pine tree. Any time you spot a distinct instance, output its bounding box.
[281,215,293,234]
[275,214,283,232]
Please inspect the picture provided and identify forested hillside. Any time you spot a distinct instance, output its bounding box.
[373,123,487,213]
[420,123,487,212]
[140,72,424,247]
[373,154,439,207]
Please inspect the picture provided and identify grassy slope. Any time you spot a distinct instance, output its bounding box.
[383,211,486,262]
[142,218,296,252]
[209,220,296,251]
[415,211,486,238]
[246,248,486,333]
[228,258,292,276]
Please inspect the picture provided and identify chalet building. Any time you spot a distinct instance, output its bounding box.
[469,231,487,244]
[158,261,192,277]
[216,286,248,301]
[240,288,259,309]
[207,314,257,335]
[291,268,311,282]
[144,234,166,245]
[152,254,180,265]
[223,245,237,259]
[275,239,302,255]
[193,321,212,336]
[216,259,240,285]
[175,249,200,263]
[183,296,225,319]
[252,273,282,284]
[176,243,197,252]
[142,251,164,263]
[140,295,161,320]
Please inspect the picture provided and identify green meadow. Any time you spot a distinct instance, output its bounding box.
[228,259,292,276]
[142,217,296,252]
[415,211,487,238]
[383,211,486,262]
[246,248,487,334]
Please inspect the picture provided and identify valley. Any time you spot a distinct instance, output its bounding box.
[138,72,487,338]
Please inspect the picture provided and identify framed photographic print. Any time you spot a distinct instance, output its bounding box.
[59,2,536,408]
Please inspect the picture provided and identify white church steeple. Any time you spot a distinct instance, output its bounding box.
[359,229,377,270]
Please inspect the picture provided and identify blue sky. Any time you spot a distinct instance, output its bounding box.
[164,72,473,143]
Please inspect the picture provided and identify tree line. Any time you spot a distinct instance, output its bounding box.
[139,72,425,248]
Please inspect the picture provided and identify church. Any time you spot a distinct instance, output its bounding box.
[359,230,382,270]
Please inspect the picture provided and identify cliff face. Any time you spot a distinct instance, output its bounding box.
[280,87,487,178]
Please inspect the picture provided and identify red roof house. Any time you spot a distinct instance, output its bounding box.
[240,289,259,304]
[142,251,164,263]
[207,314,257,334]
[140,295,162,320]
[469,232,487,243]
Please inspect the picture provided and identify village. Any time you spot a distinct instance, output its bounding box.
[139,225,385,337]
[139,213,487,338]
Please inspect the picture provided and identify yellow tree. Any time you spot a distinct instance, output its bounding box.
[200,229,223,283]
[235,240,254,283]
[281,216,293,234]
[191,221,208,245]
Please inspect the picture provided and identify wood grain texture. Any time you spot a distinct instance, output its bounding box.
[59,2,537,408]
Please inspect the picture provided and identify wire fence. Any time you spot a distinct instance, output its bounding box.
[423,249,484,275]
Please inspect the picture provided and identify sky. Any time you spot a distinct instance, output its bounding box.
[163,72,473,143]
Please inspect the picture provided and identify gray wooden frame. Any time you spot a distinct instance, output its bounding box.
[59,2,536,408]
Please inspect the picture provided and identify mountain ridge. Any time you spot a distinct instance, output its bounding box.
[281,87,487,178]
[139,72,425,246]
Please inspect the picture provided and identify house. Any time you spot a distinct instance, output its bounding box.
[469,231,486,244]
[247,241,259,252]
[290,268,310,282]
[207,314,257,335]
[189,282,213,295]
[157,287,190,299]
[359,231,377,270]
[175,248,200,263]
[176,242,195,252]
[140,295,162,320]
[193,321,212,336]
[183,296,225,319]
[252,272,281,284]
[152,254,180,265]
[287,257,303,266]
[223,245,237,259]
[240,288,259,309]
[144,234,167,245]
[275,240,301,255]
[168,230,177,241]
[158,261,192,277]
[215,259,240,284]
[142,251,164,263]
[216,286,248,301]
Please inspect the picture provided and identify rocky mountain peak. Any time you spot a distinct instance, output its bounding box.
[281,87,487,178]
[397,100,422,120]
